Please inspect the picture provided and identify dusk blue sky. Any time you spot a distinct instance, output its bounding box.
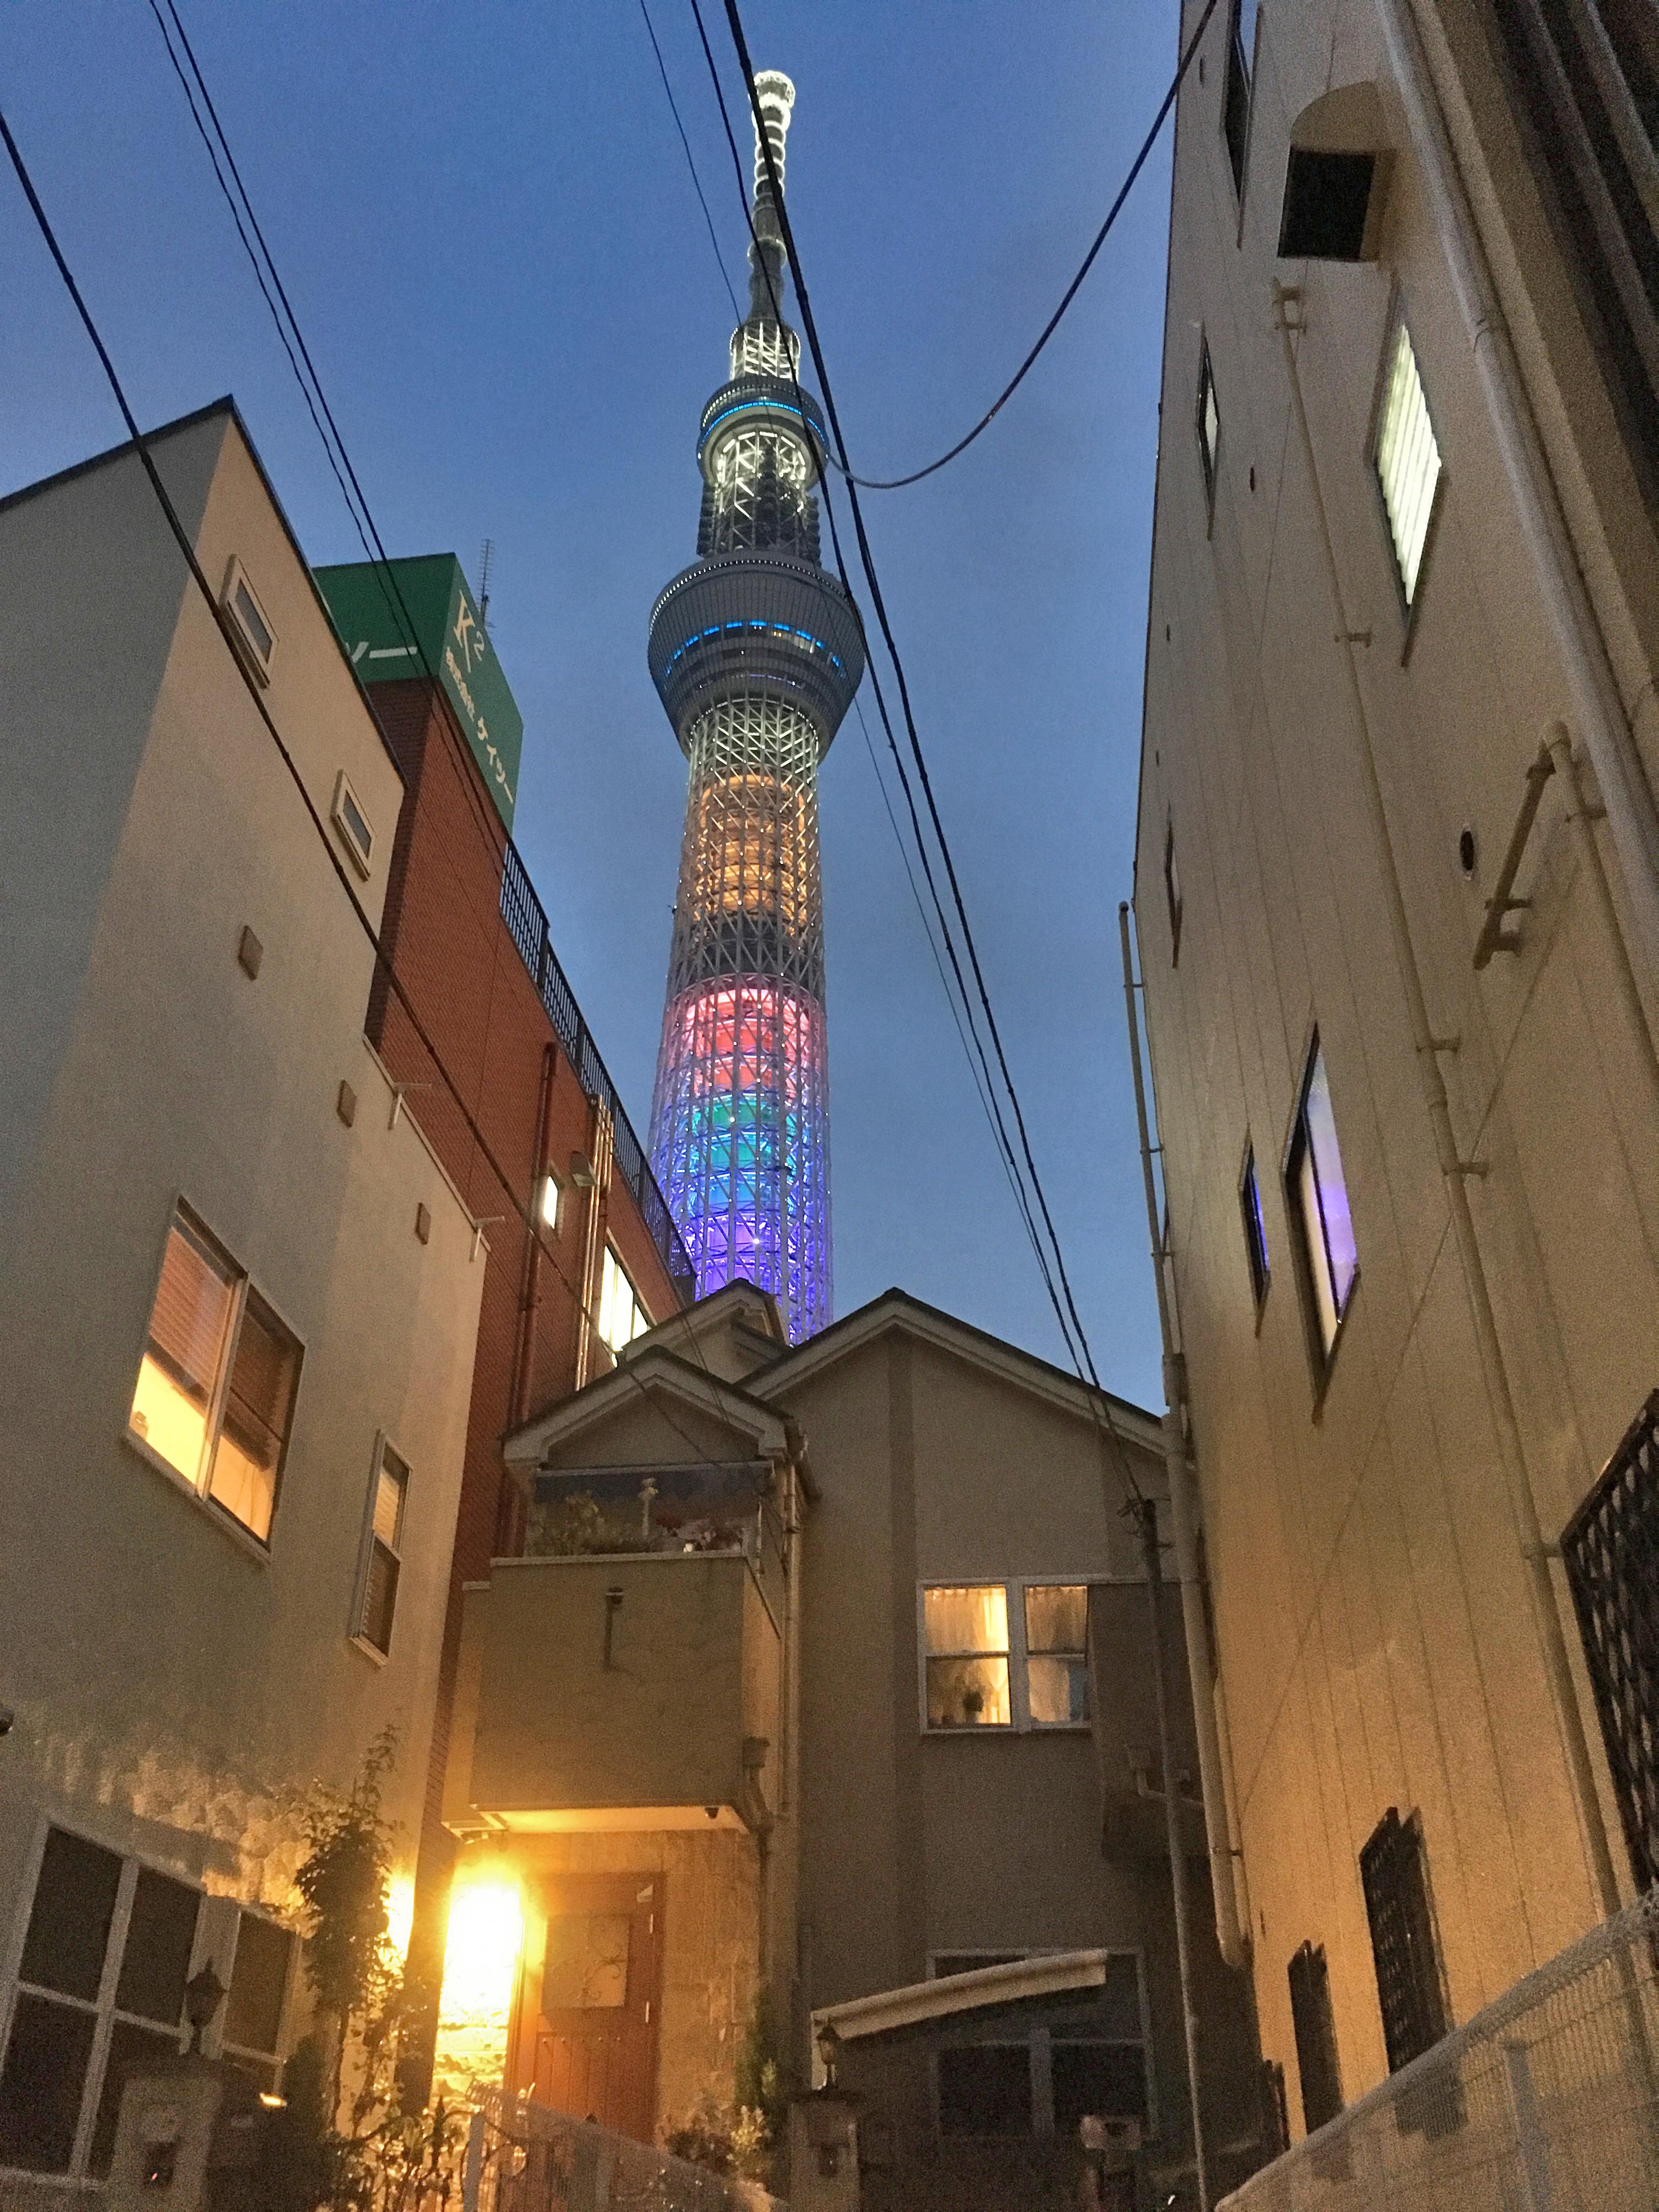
[3,4,1177,1409]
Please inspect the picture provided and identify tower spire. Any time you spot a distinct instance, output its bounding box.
[646,74,863,1343]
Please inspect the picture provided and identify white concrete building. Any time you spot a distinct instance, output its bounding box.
[0,402,484,2188]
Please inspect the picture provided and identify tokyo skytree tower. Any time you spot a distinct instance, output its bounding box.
[647,72,863,1342]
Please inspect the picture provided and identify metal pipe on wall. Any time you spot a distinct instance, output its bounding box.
[1119,902,1249,1974]
[1273,284,1624,1922]
[1375,0,1659,992]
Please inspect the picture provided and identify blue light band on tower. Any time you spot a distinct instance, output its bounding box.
[647,71,863,1344]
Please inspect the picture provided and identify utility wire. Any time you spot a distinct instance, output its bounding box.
[143,2,739,1426]
[695,0,1146,1497]
[823,0,1223,491]
[637,0,742,325]
[0,104,730,1477]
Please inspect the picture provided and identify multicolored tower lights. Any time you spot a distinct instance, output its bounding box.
[647,73,863,1343]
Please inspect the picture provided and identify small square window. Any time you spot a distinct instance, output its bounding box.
[923,1585,1012,1728]
[221,557,276,684]
[1164,823,1183,965]
[1373,316,1443,608]
[330,770,374,878]
[1286,1036,1358,1365]
[1197,339,1220,513]
[356,1441,409,1657]
[128,1205,301,1542]
[1240,1144,1270,1307]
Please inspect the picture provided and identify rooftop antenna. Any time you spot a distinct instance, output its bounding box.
[477,538,495,629]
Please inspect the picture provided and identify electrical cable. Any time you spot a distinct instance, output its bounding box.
[143,2,740,1426]
[637,0,743,326]
[822,0,1223,491]
[695,0,1147,1498]
[0,103,730,1476]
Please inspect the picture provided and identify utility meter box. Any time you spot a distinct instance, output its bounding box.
[106,2053,273,2212]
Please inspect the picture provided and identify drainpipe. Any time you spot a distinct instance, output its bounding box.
[511,1043,558,1427]
[1119,904,1249,1973]
[1273,285,1624,1921]
[1375,0,1659,989]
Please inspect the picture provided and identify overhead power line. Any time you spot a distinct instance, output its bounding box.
[825,0,1223,492]
[637,0,742,325]
[689,0,1147,1499]
[0,103,732,1475]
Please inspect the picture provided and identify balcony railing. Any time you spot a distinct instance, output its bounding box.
[500,838,696,1301]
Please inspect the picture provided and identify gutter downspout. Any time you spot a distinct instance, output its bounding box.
[1119,904,1249,1973]
[1273,285,1624,1922]
[1375,0,1659,988]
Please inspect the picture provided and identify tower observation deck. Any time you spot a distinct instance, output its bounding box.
[647,72,863,1343]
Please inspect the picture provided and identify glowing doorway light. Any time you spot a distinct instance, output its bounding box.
[432,1867,524,2105]
[646,72,862,1345]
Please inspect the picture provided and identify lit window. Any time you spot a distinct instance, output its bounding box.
[541,1173,563,1233]
[597,1245,650,1357]
[1197,338,1220,511]
[221,557,276,684]
[128,1205,301,1542]
[1240,1144,1270,1307]
[1286,1037,1358,1361]
[1374,318,1442,607]
[356,1442,409,1656]
[1024,1584,1090,1725]
[923,1585,1012,1728]
[1164,822,1183,964]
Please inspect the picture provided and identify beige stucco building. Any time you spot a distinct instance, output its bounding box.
[1135,0,1659,2156]
[0,405,484,2187]
[440,1280,1263,2207]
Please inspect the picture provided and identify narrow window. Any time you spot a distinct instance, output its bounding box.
[597,1245,651,1356]
[128,1205,301,1543]
[357,1442,409,1656]
[1222,0,1260,195]
[1359,1809,1449,2073]
[1197,340,1221,514]
[923,1585,1012,1729]
[1285,1036,1357,1363]
[541,1172,563,1233]
[1240,1144,1270,1307]
[1286,1941,1343,2132]
[330,770,374,878]
[1373,317,1443,608]
[221,557,276,682]
[1164,823,1183,965]
[1024,1584,1090,1725]
[220,1911,295,2094]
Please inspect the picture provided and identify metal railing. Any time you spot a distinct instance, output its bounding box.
[1222,1886,1659,2211]
[463,2090,783,2212]
[499,838,696,1302]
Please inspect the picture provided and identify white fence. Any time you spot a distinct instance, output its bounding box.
[1223,1887,1659,2212]
[464,2090,784,2212]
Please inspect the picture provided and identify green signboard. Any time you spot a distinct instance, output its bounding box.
[315,553,523,831]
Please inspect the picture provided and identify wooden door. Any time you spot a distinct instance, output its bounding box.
[518,1874,663,2143]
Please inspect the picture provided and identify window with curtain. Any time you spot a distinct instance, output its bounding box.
[923,1585,1011,1728]
[128,1205,300,1542]
[922,1583,1093,1731]
[1024,1585,1090,1725]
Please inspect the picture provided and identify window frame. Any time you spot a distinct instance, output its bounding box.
[0,1819,296,2181]
[597,1242,652,1358]
[352,1432,411,1661]
[1196,336,1221,528]
[220,555,276,686]
[1239,1139,1271,1315]
[918,1579,1096,1736]
[1286,1939,1344,2135]
[1282,1032,1359,1386]
[330,769,374,879]
[541,1171,564,1235]
[125,1199,303,1547]
[1368,297,1445,639]
[927,1948,1156,2143]
[1221,0,1260,206]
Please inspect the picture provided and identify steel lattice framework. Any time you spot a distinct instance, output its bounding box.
[647,72,862,1341]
